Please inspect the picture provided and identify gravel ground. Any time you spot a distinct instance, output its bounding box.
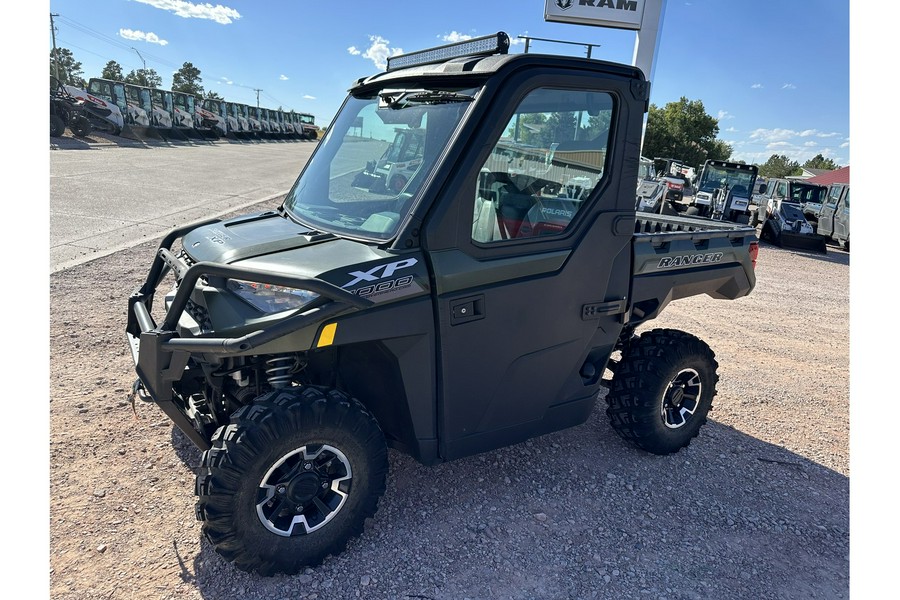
[49,202,850,600]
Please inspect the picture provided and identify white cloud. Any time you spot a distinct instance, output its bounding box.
[279,75,289,81]
[751,83,763,89]
[736,128,849,166]
[133,0,241,25]
[359,35,403,70]
[347,46,361,56]
[717,110,735,120]
[303,95,316,100]
[725,126,738,133]
[782,83,797,89]
[119,28,168,46]
[441,31,472,43]
[220,76,233,85]
[749,128,798,142]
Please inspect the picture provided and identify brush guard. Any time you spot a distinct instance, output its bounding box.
[125,219,373,448]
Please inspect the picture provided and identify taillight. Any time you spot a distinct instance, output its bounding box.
[749,241,759,269]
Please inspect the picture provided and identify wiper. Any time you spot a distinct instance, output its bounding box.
[380,90,474,109]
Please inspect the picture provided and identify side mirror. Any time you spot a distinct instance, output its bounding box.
[757,184,767,194]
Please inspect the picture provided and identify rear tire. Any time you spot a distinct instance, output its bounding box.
[50,115,65,137]
[606,329,719,455]
[195,386,388,575]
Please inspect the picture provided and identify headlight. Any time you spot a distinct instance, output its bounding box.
[227,279,320,314]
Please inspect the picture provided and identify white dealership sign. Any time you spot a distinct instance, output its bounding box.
[544,0,647,31]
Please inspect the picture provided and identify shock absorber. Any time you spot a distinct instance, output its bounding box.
[265,355,295,388]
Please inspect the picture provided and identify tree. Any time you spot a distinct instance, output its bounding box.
[803,154,840,171]
[505,110,611,148]
[758,154,802,178]
[50,47,85,87]
[642,97,732,168]
[101,61,124,81]
[172,62,204,96]
[124,68,162,88]
[205,90,224,100]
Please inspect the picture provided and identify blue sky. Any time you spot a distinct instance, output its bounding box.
[46,0,850,166]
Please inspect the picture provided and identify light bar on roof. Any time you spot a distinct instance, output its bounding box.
[386,32,510,72]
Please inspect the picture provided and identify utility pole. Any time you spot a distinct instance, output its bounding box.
[50,13,60,82]
[253,89,262,109]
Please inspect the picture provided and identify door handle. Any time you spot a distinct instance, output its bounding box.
[450,295,485,325]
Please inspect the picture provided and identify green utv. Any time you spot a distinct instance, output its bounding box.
[126,33,759,575]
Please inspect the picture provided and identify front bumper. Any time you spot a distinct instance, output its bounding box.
[125,219,372,447]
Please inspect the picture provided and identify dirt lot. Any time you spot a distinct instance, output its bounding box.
[49,207,850,600]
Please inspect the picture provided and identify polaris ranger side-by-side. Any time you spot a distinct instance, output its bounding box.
[126,33,759,576]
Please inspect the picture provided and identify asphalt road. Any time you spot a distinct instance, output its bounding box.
[49,135,319,273]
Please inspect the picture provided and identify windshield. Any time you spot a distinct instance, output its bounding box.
[638,159,654,181]
[283,86,478,241]
[790,183,826,204]
[697,165,755,196]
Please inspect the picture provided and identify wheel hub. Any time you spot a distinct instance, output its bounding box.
[661,368,702,429]
[285,472,323,505]
[256,444,352,537]
[667,386,685,408]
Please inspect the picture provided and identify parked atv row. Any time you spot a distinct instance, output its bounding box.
[58,76,319,143]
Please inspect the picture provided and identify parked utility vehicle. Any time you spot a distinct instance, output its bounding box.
[751,177,828,229]
[126,33,759,576]
[198,98,228,138]
[225,102,251,139]
[298,112,318,140]
[352,127,425,193]
[652,158,690,203]
[50,76,92,137]
[64,78,126,136]
[690,160,758,222]
[816,183,849,251]
[758,195,826,252]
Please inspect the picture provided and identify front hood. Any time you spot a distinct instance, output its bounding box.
[182,211,428,299]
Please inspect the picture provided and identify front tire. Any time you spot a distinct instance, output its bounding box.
[605,329,719,455]
[760,220,780,245]
[195,386,388,575]
[71,115,92,137]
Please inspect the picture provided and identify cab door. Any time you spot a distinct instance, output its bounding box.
[820,185,841,238]
[423,73,642,460]
[834,187,850,241]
